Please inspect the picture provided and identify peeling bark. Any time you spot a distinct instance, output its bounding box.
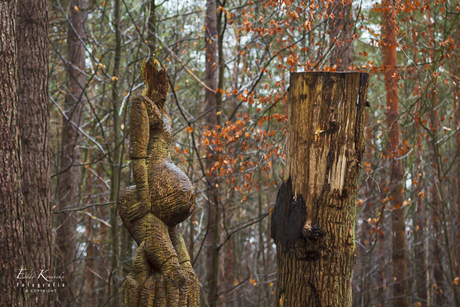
[272,72,368,306]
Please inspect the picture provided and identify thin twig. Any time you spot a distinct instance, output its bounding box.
[52,202,114,213]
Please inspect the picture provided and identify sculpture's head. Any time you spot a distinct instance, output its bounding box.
[141,57,169,109]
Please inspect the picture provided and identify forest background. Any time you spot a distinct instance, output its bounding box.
[1,0,460,305]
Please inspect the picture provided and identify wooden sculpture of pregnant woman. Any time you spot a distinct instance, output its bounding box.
[118,59,199,307]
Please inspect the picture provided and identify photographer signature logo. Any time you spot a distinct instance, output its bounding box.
[16,269,66,293]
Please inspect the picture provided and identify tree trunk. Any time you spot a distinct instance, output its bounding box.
[328,0,354,70]
[455,19,460,303]
[456,75,460,304]
[426,12,443,307]
[424,8,455,306]
[147,0,156,51]
[204,0,220,305]
[356,112,373,306]
[414,71,427,307]
[13,0,53,302]
[415,120,428,307]
[84,170,96,307]
[223,234,234,306]
[0,1,27,305]
[97,158,109,304]
[16,0,52,304]
[109,0,122,303]
[271,72,369,306]
[377,207,386,305]
[56,0,87,304]
[381,1,409,306]
[257,169,265,307]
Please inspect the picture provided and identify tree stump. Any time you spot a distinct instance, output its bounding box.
[271,72,369,307]
[118,59,199,307]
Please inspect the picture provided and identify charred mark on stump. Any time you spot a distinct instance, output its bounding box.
[271,178,326,261]
[271,178,306,251]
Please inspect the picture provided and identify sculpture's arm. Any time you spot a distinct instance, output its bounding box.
[128,97,151,221]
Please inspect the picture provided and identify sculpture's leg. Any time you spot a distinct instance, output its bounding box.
[143,213,188,307]
[169,227,200,307]
[153,274,167,307]
[123,242,150,307]
[123,275,141,307]
[139,273,166,307]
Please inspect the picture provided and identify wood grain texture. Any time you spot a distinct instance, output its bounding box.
[118,60,199,307]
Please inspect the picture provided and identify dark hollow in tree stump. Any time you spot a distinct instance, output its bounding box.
[271,72,369,307]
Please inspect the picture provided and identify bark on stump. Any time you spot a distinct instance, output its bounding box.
[271,72,369,307]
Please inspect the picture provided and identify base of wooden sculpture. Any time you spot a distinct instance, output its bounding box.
[122,243,168,307]
[119,188,199,307]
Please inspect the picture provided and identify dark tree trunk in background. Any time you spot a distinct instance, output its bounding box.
[414,71,427,307]
[424,8,457,306]
[427,23,443,307]
[84,169,97,307]
[328,0,354,70]
[109,0,122,303]
[456,18,460,303]
[271,72,369,306]
[97,160,109,304]
[147,0,156,51]
[456,74,460,304]
[0,1,27,305]
[16,0,53,305]
[204,0,220,305]
[382,1,409,306]
[56,0,87,304]
[415,126,427,307]
[356,111,373,306]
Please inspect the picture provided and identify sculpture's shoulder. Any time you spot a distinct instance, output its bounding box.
[138,95,164,123]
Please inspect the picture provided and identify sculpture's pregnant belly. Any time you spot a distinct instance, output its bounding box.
[148,159,196,227]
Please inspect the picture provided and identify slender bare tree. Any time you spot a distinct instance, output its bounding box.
[382,1,409,305]
[204,0,220,305]
[56,0,87,304]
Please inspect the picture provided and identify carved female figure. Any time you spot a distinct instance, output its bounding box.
[118,59,199,307]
